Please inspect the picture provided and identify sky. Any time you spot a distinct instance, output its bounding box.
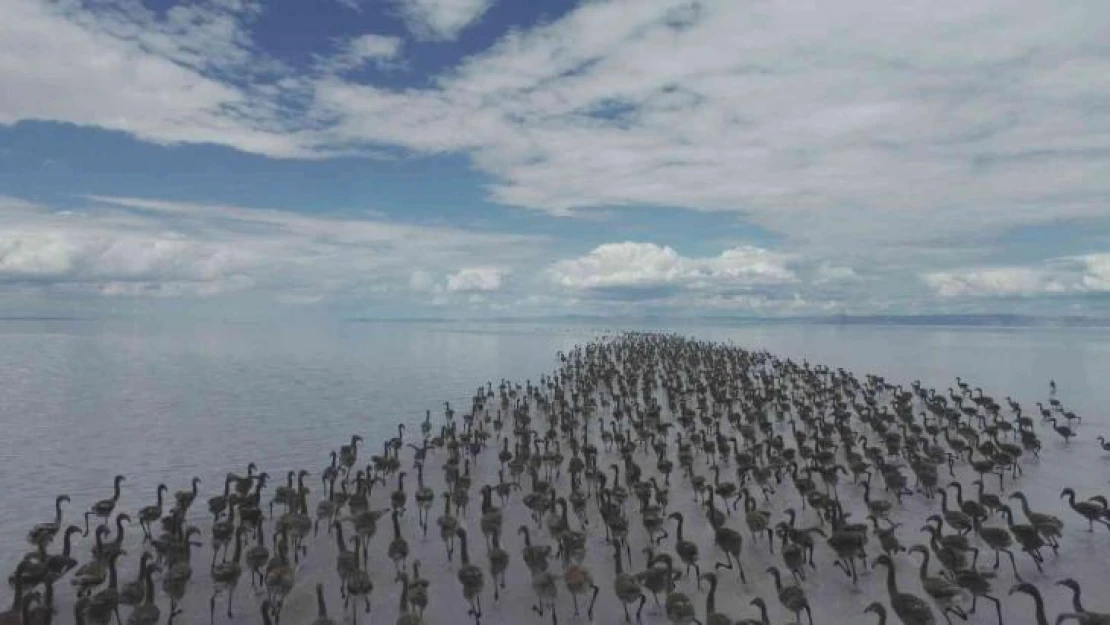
[1,0,1109,319]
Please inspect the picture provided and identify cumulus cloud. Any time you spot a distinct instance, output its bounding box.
[549,242,795,296]
[0,195,542,305]
[445,267,506,292]
[923,254,1110,297]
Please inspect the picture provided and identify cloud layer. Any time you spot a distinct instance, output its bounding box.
[924,254,1110,298]
[2,0,1109,315]
[0,195,540,307]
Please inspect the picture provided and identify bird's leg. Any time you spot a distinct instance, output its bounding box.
[572,592,580,617]
[636,594,647,622]
[227,584,236,618]
[588,584,600,619]
[210,593,217,625]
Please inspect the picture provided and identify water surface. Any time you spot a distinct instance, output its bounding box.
[2,319,1108,620]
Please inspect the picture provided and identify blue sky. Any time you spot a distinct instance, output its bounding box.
[1,0,1109,319]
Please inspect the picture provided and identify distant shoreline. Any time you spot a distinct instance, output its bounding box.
[347,314,1110,328]
[3,313,1108,328]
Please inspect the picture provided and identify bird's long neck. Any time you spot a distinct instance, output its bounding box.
[9,570,23,613]
[705,576,717,615]
[335,523,347,553]
[755,601,770,625]
[63,529,77,557]
[914,551,930,581]
[398,575,410,612]
[883,563,898,601]
[1028,590,1048,625]
[142,565,155,605]
[459,532,470,565]
[107,555,119,590]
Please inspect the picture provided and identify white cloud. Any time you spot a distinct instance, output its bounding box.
[316,34,403,74]
[307,0,1110,255]
[923,268,1065,298]
[7,0,1108,255]
[0,195,542,306]
[445,267,505,292]
[4,0,1110,313]
[389,0,496,40]
[548,242,795,292]
[0,0,317,157]
[923,254,1110,297]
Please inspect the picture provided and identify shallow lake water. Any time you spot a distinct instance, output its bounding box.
[1,319,1108,624]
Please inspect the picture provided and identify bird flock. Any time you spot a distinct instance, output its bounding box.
[4,332,1110,625]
